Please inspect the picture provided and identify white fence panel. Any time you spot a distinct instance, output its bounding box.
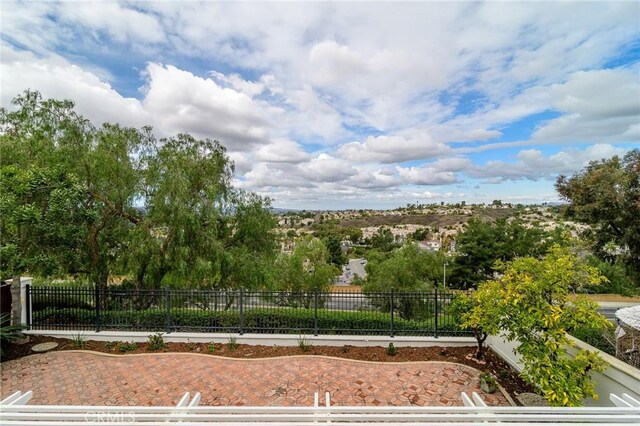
[1,391,639,425]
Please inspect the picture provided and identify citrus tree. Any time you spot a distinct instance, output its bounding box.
[460,245,611,406]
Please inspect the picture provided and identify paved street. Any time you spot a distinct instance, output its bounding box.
[1,352,508,407]
[597,302,639,322]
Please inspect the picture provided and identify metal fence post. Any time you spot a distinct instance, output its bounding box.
[25,284,31,330]
[94,284,100,332]
[434,287,439,338]
[390,289,395,337]
[166,287,171,334]
[239,288,244,335]
[314,288,318,336]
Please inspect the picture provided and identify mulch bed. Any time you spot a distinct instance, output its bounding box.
[1,335,534,403]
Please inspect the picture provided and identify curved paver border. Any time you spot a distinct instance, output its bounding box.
[55,349,489,366]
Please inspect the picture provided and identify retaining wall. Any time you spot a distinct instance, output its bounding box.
[25,329,476,348]
[487,333,640,407]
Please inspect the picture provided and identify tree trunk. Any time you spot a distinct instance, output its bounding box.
[474,329,488,359]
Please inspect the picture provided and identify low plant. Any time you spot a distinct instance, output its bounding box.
[479,372,497,393]
[71,332,87,349]
[227,335,238,351]
[186,339,197,351]
[117,341,138,352]
[341,345,349,353]
[387,342,397,356]
[105,341,117,350]
[206,342,216,353]
[147,333,166,351]
[0,313,27,356]
[297,335,311,352]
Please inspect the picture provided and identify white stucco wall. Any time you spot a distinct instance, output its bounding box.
[487,332,640,407]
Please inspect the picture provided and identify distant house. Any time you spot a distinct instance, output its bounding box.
[418,240,441,252]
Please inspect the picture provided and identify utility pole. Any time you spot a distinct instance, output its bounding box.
[443,261,448,290]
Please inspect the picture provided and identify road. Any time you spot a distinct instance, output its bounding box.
[597,301,639,322]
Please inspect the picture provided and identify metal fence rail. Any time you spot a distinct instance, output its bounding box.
[28,286,470,337]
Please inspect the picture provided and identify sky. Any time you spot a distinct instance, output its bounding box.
[1,1,639,210]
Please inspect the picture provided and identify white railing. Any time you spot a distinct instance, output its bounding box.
[1,390,639,425]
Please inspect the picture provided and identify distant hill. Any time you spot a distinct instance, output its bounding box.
[339,209,515,228]
[271,207,301,214]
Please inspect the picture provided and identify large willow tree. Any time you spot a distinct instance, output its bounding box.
[0,90,276,290]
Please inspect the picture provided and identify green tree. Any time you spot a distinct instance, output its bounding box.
[450,218,556,288]
[122,134,277,291]
[556,149,640,284]
[410,227,430,241]
[460,246,611,406]
[0,165,87,278]
[0,91,141,285]
[346,227,363,244]
[363,244,442,319]
[1,91,277,293]
[368,227,398,252]
[325,235,347,267]
[272,236,338,307]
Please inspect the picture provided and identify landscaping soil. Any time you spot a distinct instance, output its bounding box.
[1,335,534,404]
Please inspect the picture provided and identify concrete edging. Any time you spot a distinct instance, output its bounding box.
[25,329,475,347]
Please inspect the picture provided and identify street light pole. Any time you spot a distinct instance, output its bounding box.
[443,261,448,290]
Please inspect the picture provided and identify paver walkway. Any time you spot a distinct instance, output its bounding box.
[1,352,509,407]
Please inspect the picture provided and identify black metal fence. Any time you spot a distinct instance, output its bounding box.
[28,286,470,337]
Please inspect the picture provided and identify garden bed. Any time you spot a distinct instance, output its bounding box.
[1,335,534,403]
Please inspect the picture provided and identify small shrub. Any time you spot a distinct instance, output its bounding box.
[186,339,197,351]
[105,341,117,350]
[147,333,166,351]
[71,332,86,349]
[341,345,349,353]
[117,341,138,352]
[387,342,397,356]
[479,372,497,393]
[0,313,27,356]
[207,342,216,353]
[297,335,311,352]
[227,335,238,351]
[499,369,510,380]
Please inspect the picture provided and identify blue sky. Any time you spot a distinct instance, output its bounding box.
[1,1,639,209]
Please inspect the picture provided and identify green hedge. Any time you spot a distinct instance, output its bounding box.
[33,307,468,336]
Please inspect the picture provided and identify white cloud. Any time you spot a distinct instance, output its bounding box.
[533,68,640,143]
[282,85,345,141]
[469,144,630,182]
[2,0,639,209]
[337,133,451,163]
[57,2,165,44]
[299,154,357,183]
[396,165,459,186]
[0,45,149,128]
[141,63,280,148]
[255,139,311,163]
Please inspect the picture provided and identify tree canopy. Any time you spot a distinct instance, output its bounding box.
[0,91,277,289]
[458,246,611,406]
[556,149,640,284]
[363,244,444,319]
[450,217,564,288]
[271,236,338,307]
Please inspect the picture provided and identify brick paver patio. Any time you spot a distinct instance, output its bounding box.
[1,352,509,407]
